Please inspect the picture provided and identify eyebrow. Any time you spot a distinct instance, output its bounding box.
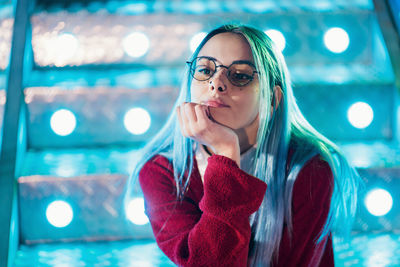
[201,56,256,68]
[232,60,257,68]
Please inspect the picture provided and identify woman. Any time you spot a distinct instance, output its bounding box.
[125,24,359,266]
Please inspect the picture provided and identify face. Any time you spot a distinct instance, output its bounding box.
[190,32,260,130]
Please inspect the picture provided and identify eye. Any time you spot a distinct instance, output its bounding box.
[231,72,252,81]
[196,67,212,75]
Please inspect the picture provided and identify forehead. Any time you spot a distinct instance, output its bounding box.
[198,32,254,64]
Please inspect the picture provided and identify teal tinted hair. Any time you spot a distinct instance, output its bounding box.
[124,24,360,266]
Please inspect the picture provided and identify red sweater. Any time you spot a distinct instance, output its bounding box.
[139,154,334,267]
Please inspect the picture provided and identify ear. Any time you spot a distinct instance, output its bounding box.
[270,85,283,114]
[273,85,283,108]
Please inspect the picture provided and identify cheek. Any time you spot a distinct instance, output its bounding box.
[246,97,260,120]
[236,91,259,115]
[225,92,259,127]
[190,82,207,102]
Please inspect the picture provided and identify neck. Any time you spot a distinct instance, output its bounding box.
[234,114,259,154]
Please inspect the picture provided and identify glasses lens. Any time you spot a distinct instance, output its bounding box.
[192,57,215,81]
[228,64,255,86]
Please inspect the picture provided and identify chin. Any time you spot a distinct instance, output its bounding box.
[209,110,232,127]
[210,113,239,129]
[211,109,258,131]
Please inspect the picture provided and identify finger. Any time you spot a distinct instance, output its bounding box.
[204,105,217,123]
[182,103,198,136]
[180,103,194,136]
[176,106,186,136]
[183,102,198,123]
[194,104,210,126]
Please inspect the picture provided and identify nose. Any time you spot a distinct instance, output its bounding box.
[208,68,227,93]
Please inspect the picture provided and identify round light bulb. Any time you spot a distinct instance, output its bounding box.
[324,27,350,53]
[46,200,74,228]
[347,102,374,129]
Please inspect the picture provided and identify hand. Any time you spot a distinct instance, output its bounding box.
[176,102,240,166]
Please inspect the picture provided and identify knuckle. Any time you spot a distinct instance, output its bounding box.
[184,103,192,111]
[194,125,206,135]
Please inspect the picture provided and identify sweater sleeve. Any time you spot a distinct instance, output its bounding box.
[274,155,334,267]
[139,155,267,267]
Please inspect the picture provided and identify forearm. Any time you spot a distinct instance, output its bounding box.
[140,155,267,267]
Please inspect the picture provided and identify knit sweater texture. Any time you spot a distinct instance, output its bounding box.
[139,154,334,267]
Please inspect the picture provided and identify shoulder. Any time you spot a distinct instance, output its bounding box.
[138,155,175,190]
[293,155,334,209]
[298,155,333,180]
[140,154,173,175]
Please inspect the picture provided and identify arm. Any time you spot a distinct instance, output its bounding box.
[274,156,334,267]
[139,155,267,267]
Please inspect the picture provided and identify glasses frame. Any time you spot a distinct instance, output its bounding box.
[186,56,258,87]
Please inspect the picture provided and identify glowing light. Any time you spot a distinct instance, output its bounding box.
[55,165,77,177]
[50,109,77,136]
[56,33,79,62]
[123,32,150,58]
[244,2,271,13]
[46,200,74,228]
[184,1,206,13]
[124,3,147,14]
[127,198,149,225]
[264,29,286,52]
[323,27,350,53]
[347,102,374,129]
[190,32,207,52]
[365,189,393,216]
[124,107,151,135]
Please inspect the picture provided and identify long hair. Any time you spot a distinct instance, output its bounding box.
[124,24,360,266]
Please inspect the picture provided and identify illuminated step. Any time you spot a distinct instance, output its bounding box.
[20,147,141,177]
[18,173,153,245]
[13,233,400,267]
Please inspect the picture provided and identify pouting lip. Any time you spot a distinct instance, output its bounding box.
[201,100,230,108]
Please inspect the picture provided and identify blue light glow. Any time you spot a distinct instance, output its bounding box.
[123,3,147,14]
[264,29,286,52]
[46,200,74,228]
[127,198,149,225]
[50,109,77,136]
[123,32,150,58]
[243,2,272,13]
[182,1,206,13]
[365,189,393,216]
[323,27,350,53]
[190,32,207,52]
[347,102,374,129]
[124,107,151,135]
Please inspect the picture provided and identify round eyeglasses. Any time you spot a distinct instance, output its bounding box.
[186,56,258,87]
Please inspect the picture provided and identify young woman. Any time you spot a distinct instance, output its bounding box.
[125,24,360,266]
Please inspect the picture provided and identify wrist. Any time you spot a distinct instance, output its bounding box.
[213,139,240,167]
